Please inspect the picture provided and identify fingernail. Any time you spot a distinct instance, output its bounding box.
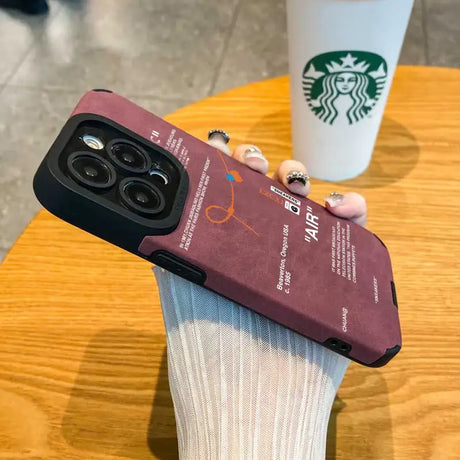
[325,192,345,207]
[244,146,267,163]
[208,129,230,144]
[285,170,310,195]
[286,170,309,186]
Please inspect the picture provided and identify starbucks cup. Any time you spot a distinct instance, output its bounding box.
[286,0,414,181]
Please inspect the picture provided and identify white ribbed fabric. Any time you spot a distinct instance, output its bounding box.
[154,267,350,460]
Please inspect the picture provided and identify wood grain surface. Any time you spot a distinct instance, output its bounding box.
[1,66,459,459]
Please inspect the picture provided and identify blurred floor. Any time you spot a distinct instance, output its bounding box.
[0,0,459,261]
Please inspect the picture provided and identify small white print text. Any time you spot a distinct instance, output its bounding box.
[179,157,210,250]
[373,276,379,303]
[342,307,348,332]
[331,221,357,283]
[277,224,292,294]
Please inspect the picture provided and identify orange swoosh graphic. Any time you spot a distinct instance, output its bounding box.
[205,149,259,236]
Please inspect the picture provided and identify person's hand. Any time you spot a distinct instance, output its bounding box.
[154,132,368,460]
[207,131,367,226]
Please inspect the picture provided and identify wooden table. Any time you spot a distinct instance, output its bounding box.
[1,66,459,459]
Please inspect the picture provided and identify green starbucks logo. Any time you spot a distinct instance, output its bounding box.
[302,51,387,125]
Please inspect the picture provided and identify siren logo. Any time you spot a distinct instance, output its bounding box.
[302,51,387,125]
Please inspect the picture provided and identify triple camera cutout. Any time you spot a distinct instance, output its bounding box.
[61,121,182,220]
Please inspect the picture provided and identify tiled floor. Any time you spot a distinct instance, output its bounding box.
[0,0,459,261]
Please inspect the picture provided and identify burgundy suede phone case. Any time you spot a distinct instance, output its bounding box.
[60,90,401,366]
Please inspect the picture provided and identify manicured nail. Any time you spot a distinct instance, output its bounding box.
[286,170,310,186]
[325,192,345,207]
[208,129,230,144]
[244,146,267,162]
[285,170,310,195]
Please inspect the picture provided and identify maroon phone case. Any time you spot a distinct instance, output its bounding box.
[71,90,401,366]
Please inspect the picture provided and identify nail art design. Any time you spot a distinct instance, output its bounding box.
[325,191,345,207]
[208,129,230,144]
[244,146,266,161]
[286,170,310,186]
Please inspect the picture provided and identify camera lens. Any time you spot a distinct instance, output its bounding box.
[108,140,152,174]
[81,134,104,150]
[119,178,165,216]
[67,151,116,189]
[149,164,169,185]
